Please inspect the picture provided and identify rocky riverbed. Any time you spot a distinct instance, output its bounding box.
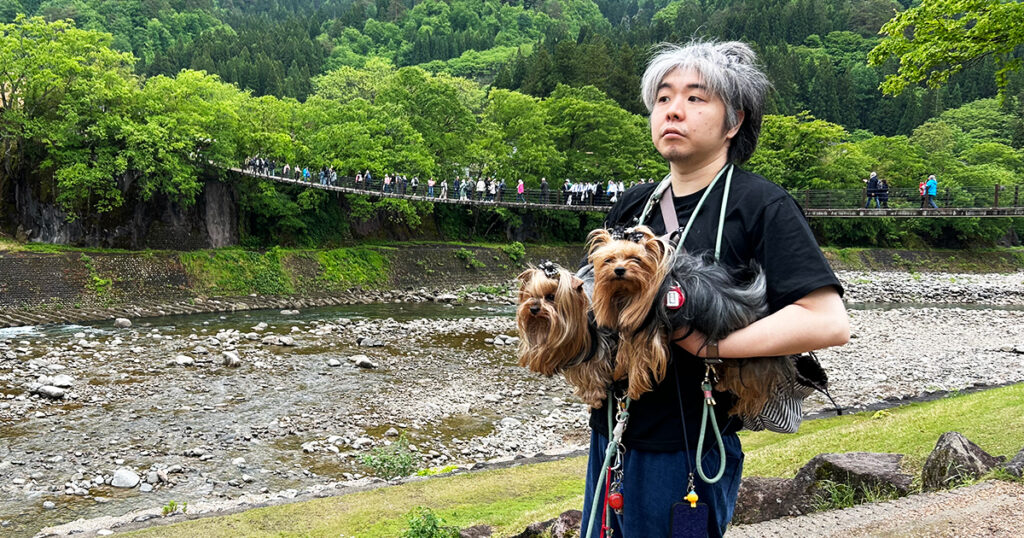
[2,270,1024,537]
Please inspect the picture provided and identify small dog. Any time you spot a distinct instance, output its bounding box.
[655,248,796,419]
[587,226,672,400]
[515,261,615,408]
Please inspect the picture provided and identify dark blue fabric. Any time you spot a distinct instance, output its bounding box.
[581,430,744,538]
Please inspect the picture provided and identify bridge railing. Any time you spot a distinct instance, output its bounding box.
[238,167,1024,211]
[792,185,1023,209]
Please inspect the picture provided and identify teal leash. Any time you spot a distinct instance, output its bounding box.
[585,392,630,538]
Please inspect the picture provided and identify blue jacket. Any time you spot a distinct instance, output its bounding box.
[926,178,937,195]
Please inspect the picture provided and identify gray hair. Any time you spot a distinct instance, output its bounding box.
[641,40,771,164]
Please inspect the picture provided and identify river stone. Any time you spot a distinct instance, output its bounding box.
[733,477,799,524]
[223,351,242,367]
[922,431,1003,490]
[261,335,281,346]
[434,293,458,303]
[791,452,911,513]
[139,483,153,493]
[354,357,377,369]
[512,509,581,538]
[172,355,194,366]
[43,501,56,510]
[279,336,295,346]
[111,469,140,488]
[33,385,65,399]
[113,318,132,328]
[1003,446,1024,478]
[327,358,341,367]
[385,427,400,437]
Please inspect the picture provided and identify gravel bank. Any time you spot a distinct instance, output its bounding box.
[2,270,1023,536]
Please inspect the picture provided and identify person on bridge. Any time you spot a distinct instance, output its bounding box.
[440,178,448,199]
[540,177,550,204]
[864,172,880,208]
[453,177,461,199]
[428,177,436,197]
[516,179,526,202]
[877,178,889,208]
[476,177,486,200]
[925,174,939,208]
[580,40,848,538]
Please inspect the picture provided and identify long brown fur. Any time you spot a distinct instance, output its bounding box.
[515,265,614,408]
[716,357,796,418]
[587,226,672,400]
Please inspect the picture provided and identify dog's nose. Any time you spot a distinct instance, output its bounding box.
[614,267,626,277]
[530,305,540,314]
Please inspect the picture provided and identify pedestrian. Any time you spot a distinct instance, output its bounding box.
[516,179,526,202]
[864,171,880,208]
[540,177,550,204]
[925,174,939,208]
[877,178,889,208]
[476,177,486,200]
[428,177,436,197]
[581,40,848,538]
[454,177,462,199]
[440,178,448,199]
[410,175,418,195]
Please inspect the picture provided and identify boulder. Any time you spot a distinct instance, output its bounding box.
[733,477,798,524]
[113,318,132,329]
[922,431,1003,490]
[111,469,140,488]
[460,525,493,537]
[354,357,378,369]
[222,351,242,368]
[33,385,66,399]
[1003,447,1024,478]
[791,452,912,513]
[510,510,581,538]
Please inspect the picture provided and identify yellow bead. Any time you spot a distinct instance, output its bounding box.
[685,491,699,508]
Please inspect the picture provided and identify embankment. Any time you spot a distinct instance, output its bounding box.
[0,244,1022,328]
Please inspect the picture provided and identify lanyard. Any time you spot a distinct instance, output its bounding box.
[637,164,734,260]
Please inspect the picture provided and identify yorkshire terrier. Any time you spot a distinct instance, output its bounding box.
[655,246,797,419]
[587,226,672,400]
[515,261,615,408]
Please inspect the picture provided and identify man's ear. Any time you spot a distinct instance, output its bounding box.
[726,110,745,140]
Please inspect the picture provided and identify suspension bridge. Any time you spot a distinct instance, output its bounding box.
[227,167,1024,218]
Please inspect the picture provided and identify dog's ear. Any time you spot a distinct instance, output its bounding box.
[586,229,611,255]
[645,236,669,261]
[570,275,584,292]
[516,268,534,284]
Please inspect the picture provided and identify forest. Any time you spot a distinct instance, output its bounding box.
[2,0,1024,247]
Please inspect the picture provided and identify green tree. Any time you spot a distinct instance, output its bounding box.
[868,0,1024,96]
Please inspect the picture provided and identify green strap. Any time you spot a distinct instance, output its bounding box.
[696,382,727,483]
[639,163,734,486]
[585,393,630,538]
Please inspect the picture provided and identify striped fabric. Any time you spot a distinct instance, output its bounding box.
[741,352,831,434]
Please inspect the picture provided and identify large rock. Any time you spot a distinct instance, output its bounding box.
[733,477,798,524]
[791,452,912,513]
[460,525,493,538]
[32,385,66,399]
[113,318,132,328]
[111,469,140,488]
[922,431,1003,490]
[1003,446,1024,478]
[510,510,581,538]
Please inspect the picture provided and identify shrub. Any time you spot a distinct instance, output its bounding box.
[360,433,418,479]
[400,507,460,538]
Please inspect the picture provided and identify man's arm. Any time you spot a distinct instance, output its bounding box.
[673,286,849,358]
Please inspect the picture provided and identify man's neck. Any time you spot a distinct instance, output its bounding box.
[668,153,730,197]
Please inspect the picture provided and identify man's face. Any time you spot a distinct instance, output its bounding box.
[650,68,741,165]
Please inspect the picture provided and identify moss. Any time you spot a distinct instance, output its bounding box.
[180,247,295,296]
[315,247,390,289]
[79,254,112,298]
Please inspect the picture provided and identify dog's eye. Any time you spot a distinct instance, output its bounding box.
[605,257,615,265]
[544,294,555,301]
[628,256,641,263]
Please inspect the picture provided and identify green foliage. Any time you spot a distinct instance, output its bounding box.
[416,465,459,477]
[180,248,294,296]
[162,500,188,516]
[360,434,418,480]
[316,248,390,289]
[500,241,526,263]
[400,507,460,538]
[453,248,485,270]
[869,0,1024,96]
[79,254,112,297]
[812,479,901,511]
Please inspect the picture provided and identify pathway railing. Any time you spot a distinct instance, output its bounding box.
[229,167,1024,217]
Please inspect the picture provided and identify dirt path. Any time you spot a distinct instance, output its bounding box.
[730,480,1024,537]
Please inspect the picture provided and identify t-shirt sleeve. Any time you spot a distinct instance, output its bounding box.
[755,196,844,313]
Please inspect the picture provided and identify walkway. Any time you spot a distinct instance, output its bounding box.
[227,168,1024,218]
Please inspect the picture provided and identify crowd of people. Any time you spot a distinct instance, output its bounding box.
[244,156,657,206]
[863,171,940,209]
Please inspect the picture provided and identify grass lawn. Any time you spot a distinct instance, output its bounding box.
[126,383,1024,537]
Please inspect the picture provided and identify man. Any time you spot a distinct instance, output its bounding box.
[540,177,550,204]
[582,41,849,538]
[864,172,880,208]
[925,174,939,208]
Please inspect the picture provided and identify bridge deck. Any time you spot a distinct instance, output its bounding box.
[228,168,1024,218]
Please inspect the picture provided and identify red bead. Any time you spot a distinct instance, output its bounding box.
[608,492,624,510]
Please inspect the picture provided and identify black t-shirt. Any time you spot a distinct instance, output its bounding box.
[590,166,843,451]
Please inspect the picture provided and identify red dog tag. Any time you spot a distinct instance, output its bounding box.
[665,285,685,309]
